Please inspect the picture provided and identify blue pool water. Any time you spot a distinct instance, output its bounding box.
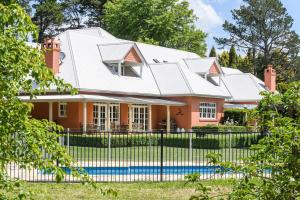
[61,166,224,175]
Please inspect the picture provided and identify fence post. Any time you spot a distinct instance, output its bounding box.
[67,128,70,153]
[108,132,111,162]
[188,129,193,164]
[229,129,232,161]
[160,129,164,182]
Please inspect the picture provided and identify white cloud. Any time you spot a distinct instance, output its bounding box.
[187,0,223,32]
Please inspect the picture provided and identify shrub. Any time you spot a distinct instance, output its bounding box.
[192,125,253,133]
[64,132,261,149]
[223,108,248,125]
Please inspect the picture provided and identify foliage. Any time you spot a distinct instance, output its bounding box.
[32,0,64,42]
[217,51,229,67]
[229,46,238,68]
[102,0,207,56]
[223,109,248,126]
[0,3,117,199]
[190,81,300,199]
[214,0,300,81]
[67,132,260,149]
[209,46,216,57]
[192,125,253,132]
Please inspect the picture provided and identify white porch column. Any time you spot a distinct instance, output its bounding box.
[148,105,152,131]
[118,62,121,76]
[83,102,87,132]
[48,102,53,121]
[128,104,133,132]
[166,105,170,133]
[107,103,111,131]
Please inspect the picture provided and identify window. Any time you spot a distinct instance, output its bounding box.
[58,102,67,117]
[93,103,120,130]
[131,104,148,131]
[105,63,140,77]
[199,103,216,119]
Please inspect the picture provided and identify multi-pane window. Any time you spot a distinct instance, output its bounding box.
[58,102,67,117]
[93,103,120,130]
[131,104,148,131]
[199,103,216,119]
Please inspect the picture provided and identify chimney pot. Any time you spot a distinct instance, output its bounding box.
[43,38,61,74]
[264,64,276,92]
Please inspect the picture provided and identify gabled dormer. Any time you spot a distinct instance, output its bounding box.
[98,43,144,77]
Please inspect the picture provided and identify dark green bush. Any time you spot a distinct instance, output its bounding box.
[192,125,253,133]
[223,108,248,125]
[64,132,261,149]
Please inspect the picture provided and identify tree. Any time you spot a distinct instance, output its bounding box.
[188,81,300,199]
[32,0,64,43]
[0,3,112,198]
[83,0,109,27]
[217,51,229,67]
[102,0,207,56]
[209,46,216,57]
[214,0,300,80]
[61,0,87,29]
[229,46,237,68]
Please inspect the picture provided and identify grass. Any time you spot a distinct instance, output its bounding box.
[26,180,233,200]
[67,146,255,162]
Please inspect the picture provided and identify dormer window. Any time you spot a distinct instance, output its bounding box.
[99,43,144,78]
[106,63,141,77]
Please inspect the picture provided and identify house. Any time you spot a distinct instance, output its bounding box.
[21,28,276,132]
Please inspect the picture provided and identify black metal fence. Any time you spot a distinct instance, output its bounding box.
[7,130,263,182]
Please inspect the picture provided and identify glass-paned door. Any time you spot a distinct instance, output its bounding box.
[132,105,148,131]
[93,103,120,131]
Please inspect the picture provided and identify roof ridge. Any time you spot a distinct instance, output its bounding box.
[176,63,194,94]
[66,31,80,88]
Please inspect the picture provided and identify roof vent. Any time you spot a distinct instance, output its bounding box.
[153,59,159,63]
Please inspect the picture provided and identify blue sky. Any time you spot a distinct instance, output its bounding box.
[187,0,300,55]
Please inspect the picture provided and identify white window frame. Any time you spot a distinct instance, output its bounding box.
[131,104,148,131]
[199,102,217,119]
[93,103,120,130]
[58,102,67,117]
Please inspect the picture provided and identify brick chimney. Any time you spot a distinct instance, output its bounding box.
[264,65,276,92]
[43,38,60,74]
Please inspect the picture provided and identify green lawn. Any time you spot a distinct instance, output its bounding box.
[67,146,255,162]
[26,180,233,200]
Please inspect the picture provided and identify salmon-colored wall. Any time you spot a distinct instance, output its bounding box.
[30,96,225,130]
[31,102,94,130]
[168,96,224,128]
[209,62,220,75]
[125,48,142,63]
[120,103,128,125]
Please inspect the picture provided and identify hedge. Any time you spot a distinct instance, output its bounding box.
[64,133,261,149]
[192,125,254,132]
[224,109,248,125]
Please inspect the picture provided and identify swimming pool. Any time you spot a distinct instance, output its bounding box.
[62,166,223,175]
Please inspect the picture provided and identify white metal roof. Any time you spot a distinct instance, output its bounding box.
[19,94,185,106]
[219,74,267,102]
[98,43,134,62]
[221,67,243,74]
[54,28,228,98]
[184,57,216,74]
[224,103,257,109]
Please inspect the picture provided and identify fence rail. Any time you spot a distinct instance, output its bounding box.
[7,130,263,182]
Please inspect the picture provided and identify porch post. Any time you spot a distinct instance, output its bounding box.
[48,102,53,121]
[148,105,152,131]
[107,103,111,131]
[83,102,87,132]
[128,104,132,132]
[166,105,170,133]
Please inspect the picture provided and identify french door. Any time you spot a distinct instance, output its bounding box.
[93,103,120,131]
[132,105,148,131]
